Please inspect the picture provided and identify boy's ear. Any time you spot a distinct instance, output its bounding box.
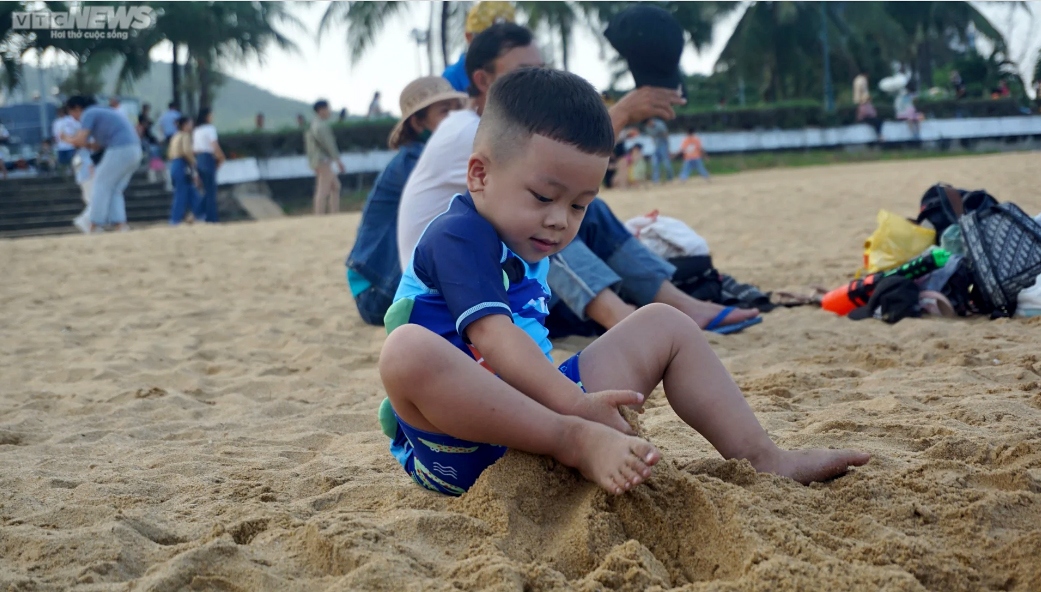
[466,152,490,195]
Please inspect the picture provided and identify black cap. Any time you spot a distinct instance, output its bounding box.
[849,276,922,323]
[604,5,685,92]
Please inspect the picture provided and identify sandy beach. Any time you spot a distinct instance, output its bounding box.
[2,151,1040,591]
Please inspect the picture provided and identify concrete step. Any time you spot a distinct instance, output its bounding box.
[0,209,172,233]
[0,226,80,239]
[1,184,168,204]
[1,198,172,219]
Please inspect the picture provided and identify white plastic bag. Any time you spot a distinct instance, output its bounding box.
[1016,273,1041,318]
[624,209,710,259]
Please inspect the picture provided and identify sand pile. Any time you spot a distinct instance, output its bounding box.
[1,152,1039,591]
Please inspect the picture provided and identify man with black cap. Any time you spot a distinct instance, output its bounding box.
[605,4,689,184]
[604,4,687,96]
[397,22,760,336]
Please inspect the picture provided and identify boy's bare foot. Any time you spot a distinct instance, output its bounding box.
[751,448,871,485]
[558,420,661,495]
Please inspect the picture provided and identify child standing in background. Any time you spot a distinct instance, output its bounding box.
[627,144,647,188]
[678,128,710,182]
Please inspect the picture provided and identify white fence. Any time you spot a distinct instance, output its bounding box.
[217,115,1041,186]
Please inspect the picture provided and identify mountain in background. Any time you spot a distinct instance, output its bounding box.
[7,62,316,133]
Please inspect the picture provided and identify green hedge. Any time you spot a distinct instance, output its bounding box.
[221,119,397,159]
[673,98,1024,132]
[219,99,1028,158]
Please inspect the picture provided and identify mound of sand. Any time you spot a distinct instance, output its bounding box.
[1,153,1039,591]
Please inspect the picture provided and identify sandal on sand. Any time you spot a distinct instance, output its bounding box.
[773,287,828,308]
[704,307,764,335]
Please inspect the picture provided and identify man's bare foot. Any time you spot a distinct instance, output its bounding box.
[654,283,760,330]
[558,420,661,495]
[689,302,759,330]
[750,448,871,485]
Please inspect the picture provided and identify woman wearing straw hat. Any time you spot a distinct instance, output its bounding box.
[346,77,467,325]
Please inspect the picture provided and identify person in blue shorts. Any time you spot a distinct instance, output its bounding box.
[377,68,871,497]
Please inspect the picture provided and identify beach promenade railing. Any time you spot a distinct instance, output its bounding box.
[216,115,1041,186]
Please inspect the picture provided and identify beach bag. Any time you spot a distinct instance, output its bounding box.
[938,258,992,316]
[625,210,710,259]
[670,255,723,303]
[863,210,936,274]
[916,183,998,241]
[940,186,1041,317]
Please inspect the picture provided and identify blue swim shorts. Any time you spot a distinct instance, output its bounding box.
[380,352,585,496]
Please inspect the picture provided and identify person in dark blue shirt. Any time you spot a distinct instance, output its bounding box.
[378,68,870,497]
[347,77,466,324]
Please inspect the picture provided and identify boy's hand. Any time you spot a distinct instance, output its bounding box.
[571,390,645,434]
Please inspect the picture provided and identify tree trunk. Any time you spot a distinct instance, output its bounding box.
[440,1,451,69]
[198,55,212,110]
[560,29,569,71]
[183,56,196,119]
[919,39,932,90]
[171,43,180,110]
[427,1,435,75]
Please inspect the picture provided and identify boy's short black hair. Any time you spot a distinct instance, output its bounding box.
[476,68,615,161]
[176,116,191,129]
[313,99,329,113]
[687,127,695,134]
[465,22,534,98]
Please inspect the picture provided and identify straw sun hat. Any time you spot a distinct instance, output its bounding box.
[388,77,468,149]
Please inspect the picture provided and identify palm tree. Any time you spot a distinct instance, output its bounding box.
[882,1,1006,86]
[0,2,29,90]
[150,1,300,113]
[715,1,1008,103]
[319,1,411,67]
[439,1,469,70]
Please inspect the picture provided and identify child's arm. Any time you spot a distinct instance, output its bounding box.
[467,314,641,435]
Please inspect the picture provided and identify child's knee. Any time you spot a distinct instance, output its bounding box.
[379,324,440,386]
[641,302,695,326]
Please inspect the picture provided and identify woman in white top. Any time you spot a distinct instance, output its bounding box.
[192,108,225,223]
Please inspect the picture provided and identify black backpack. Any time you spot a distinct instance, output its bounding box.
[916,183,998,242]
[937,186,1041,317]
[670,255,723,303]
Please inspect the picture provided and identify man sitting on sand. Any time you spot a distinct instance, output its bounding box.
[397,23,759,338]
[378,69,870,496]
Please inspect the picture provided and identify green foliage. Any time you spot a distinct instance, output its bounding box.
[221,119,397,159]
[217,98,1023,159]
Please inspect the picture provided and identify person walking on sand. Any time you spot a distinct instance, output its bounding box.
[306,99,345,216]
[192,108,225,223]
[168,116,202,225]
[62,95,141,233]
[643,117,673,184]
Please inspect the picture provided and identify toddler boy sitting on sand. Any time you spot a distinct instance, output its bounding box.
[377,68,870,496]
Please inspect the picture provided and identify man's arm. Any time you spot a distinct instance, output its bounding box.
[607,86,686,140]
[62,129,91,149]
[318,124,344,173]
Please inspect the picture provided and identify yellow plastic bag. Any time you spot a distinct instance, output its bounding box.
[862,210,936,274]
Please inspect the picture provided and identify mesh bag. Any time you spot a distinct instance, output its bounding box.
[942,186,1041,317]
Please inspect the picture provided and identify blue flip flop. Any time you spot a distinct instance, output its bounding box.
[704,306,764,335]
